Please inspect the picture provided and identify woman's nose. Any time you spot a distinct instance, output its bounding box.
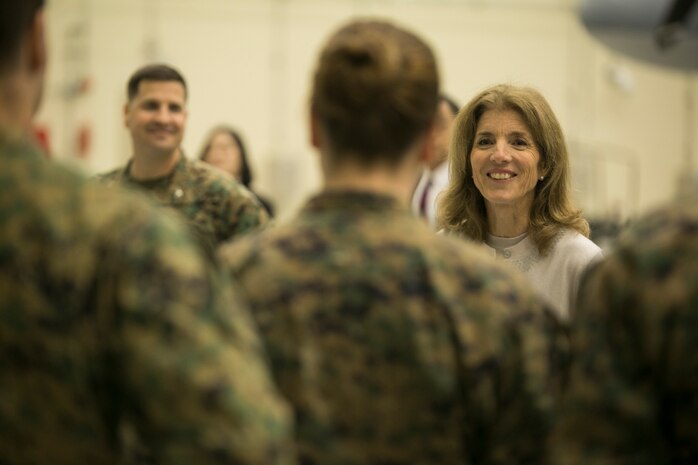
[490,141,511,163]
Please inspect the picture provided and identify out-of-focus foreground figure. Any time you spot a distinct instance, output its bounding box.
[551,190,698,464]
[220,18,566,465]
[0,1,294,463]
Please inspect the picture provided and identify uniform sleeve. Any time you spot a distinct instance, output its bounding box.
[225,184,270,239]
[550,255,671,465]
[105,208,294,465]
[460,295,567,465]
[433,249,568,465]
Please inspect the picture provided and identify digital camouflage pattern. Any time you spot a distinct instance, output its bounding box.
[98,154,269,253]
[0,134,294,465]
[219,190,568,465]
[551,193,698,465]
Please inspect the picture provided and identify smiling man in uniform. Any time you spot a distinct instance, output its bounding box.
[99,64,268,253]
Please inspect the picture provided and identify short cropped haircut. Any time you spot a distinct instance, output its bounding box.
[126,64,188,101]
[0,0,45,73]
[311,20,439,166]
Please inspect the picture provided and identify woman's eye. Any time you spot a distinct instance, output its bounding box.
[512,138,529,147]
[476,138,493,146]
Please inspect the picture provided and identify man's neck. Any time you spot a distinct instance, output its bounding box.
[0,76,33,141]
[428,152,447,171]
[426,159,448,177]
[129,147,181,181]
[323,164,418,208]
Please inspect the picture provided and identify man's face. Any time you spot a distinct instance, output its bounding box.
[430,100,457,169]
[124,80,187,157]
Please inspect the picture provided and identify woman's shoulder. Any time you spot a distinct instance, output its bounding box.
[554,228,603,262]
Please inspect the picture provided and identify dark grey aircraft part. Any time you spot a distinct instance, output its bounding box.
[580,0,698,70]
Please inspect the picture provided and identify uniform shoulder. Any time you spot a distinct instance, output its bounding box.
[597,198,698,285]
[94,164,128,187]
[429,231,497,267]
[186,158,236,185]
[6,143,201,277]
[218,219,293,272]
[420,231,544,306]
[186,158,259,199]
[84,181,188,241]
[622,197,698,249]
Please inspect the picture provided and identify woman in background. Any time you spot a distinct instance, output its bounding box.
[199,125,275,217]
[439,83,602,320]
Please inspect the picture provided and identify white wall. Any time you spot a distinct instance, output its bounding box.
[37,0,698,221]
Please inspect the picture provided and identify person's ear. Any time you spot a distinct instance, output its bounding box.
[309,107,322,150]
[27,8,47,74]
[537,161,548,180]
[418,123,438,165]
[123,103,130,128]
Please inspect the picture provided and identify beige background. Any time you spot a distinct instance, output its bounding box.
[38,0,698,221]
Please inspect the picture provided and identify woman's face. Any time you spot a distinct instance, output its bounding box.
[204,131,242,180]
[470,108,541,214]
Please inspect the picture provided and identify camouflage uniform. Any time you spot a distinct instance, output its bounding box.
[98,154,269,252]
[219,189,567,465]
[0,133,294,465]
[550,194,698,465]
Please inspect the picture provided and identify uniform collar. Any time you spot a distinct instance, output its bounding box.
[303,189,404,213]
[123,151,188,187]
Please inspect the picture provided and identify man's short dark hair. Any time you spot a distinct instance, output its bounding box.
[0,0,45,72]
[127,64,188,101]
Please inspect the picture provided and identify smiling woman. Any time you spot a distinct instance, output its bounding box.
[470,108,542,220]
[439,84,603,320]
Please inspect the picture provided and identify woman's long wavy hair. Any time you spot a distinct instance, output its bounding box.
[438,84,589,255]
